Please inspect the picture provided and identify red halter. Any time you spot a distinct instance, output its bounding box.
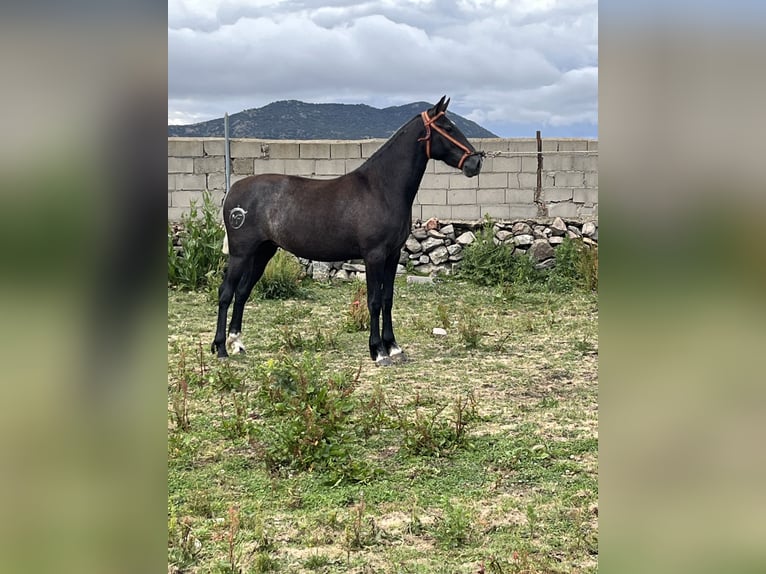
[418,110,476,169]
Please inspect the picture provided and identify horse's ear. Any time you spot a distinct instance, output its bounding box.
[429,95,447,116]
[442,97,451,112]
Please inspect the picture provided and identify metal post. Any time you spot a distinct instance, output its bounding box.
[224,112,231,199]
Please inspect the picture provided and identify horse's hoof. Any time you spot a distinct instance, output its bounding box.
[389,346,408,363]
[375,354,393,367]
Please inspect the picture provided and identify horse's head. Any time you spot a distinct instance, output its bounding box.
[419,96,484,177]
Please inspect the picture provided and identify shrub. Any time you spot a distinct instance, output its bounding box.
[457,220,515,286]
[255,249,304,299]
[168,192,226,291]
[547,237,599,292]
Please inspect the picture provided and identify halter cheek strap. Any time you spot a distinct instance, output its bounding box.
[418,110,477,169]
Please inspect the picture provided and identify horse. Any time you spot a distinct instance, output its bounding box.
[211,96,484,365]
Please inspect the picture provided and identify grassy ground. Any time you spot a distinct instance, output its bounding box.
[168,278,598,573]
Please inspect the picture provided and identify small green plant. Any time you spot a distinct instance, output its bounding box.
[547,237,599,292]
[457,311,482,349]
[168,509,201,569]
[392,394,473,457]
[344,283,370,332]
[168,191,226,291]
[304,553,331,570]
[434,501,473,549]
[255,249,303,299]
[277,325,338,352]
[457,220,515,286]
[436,303,451,330]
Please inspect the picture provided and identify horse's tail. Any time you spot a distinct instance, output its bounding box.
[222,228,229,255]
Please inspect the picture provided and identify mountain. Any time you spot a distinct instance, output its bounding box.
[168,100,497,139]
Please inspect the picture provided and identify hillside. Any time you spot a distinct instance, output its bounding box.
[168,100,497,139]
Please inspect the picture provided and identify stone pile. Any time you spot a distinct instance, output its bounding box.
[298,217,597,281]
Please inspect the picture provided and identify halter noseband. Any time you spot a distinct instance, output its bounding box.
[418,110,481,169]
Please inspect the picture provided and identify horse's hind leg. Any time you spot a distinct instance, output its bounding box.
[381,251,407,363]
[212,253,251,358]
[226,243,278,354]
[365,252,390,366]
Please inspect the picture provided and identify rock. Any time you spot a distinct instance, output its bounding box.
[440,224,455,239]
[399,251,409,265]
[582,222,597,237]
[535,258,556,270]
[409,252,421,260]
[412,228,428,240]
[418,263,436,275]
[447,243,462,256]
[512,222,533,236]
[567,230,580,239]
[533,225,547,239]
[407,275,434,285]
[550,217,567,236]
[427,229,447,239]
[405,237,422,253]
[529,239,555,262]
[333,269,350,281]
[496,230,513,243]
[583,237,597,247]
[396,264,406,275]
[448,253,464,262]
[355,272,366,283]
[456,231,476,246]
[549,236,565,245]
[513,234,534,247]
[313,261,332,282]
[429,245,450,265]
[425,217,439,231]
[342,262,367,273]
[419,255,430,265]
[567,225,582,237]
[432,327,448,336]
[421,236,445,252]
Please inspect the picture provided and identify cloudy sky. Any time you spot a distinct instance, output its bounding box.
[168,0,597,137]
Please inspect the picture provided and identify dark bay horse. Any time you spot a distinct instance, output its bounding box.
[212,96,483,365]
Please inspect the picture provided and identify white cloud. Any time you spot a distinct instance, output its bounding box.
[168,0,597,136]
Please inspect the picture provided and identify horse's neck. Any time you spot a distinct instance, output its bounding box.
[360,123,428,206]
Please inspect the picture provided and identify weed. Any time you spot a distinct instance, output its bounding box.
[548,237,599,292]
[256,249,304,299]
[304,553,331,569]
[434,501,473,549]
[344,283,370,332]
[278,324,338,352]
[168,191,226,291]
[168,509,201,568]
[457,311,482,349]
[392,393,473,457]
[457,220,515,286]
[436,302,451,330]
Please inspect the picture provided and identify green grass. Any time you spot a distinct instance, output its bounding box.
[168,278,598,573]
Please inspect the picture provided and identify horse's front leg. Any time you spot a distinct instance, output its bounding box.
[382,251,407,363]
[365,254,390,366]
[212,254,250,358]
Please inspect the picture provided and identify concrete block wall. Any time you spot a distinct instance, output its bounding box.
[168,137,598,223]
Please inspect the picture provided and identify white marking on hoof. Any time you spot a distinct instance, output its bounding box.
[375,353,392,367]
[389,346,408,363]
[226,332,246,354]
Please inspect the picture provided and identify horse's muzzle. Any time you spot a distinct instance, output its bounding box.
[461,152,484,177]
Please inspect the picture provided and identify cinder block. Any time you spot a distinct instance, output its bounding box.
[233,158,254,175]
[448,188,477,205]
[477,188,505,204]
[207,173,225,191]
[230,140,266,158]
[506,173,521,188]
[450,205,480,220]
[417,189,447,205]
[168,139,203,157]
[508,204,539,218]
[284,159,316,176]
[168,174,176,190]
[476,138,510,153]
[554,172,585,187]
[518,173,538,189]
[315,159,346,176]
[420,204,452,220]
[491,156,521,172]
[331,142,362,159]
[203,139,226,156]
[300,143,331,159]
[478,172,507,188]
[542,139,562,152]
[558,140,588,152]
[254,159,286,175]
[521,156,539,173]
[507,139,538,152]
[481,204,510,219]
[168,192,172,207]
[585,172,598,187]
[587,140,598,151]
[572,154,599,171]
[545,154,574,172]
[176,174,206,190]
[269,142,300,159]
[579,205,598,218]
[449,174,478,189]
[168,157,193,173]
[172,190,203,207]
[506,189,535,203]
[345,159,365,173]
[410,204,422,221]
[573,189,599,204]
[361,140,384,157]
[168,207,188,221]
[544,187,573,202]
[434,161,460,174]
[420,174,450,190]
[548,201,579,218]
[194,156,225,174]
